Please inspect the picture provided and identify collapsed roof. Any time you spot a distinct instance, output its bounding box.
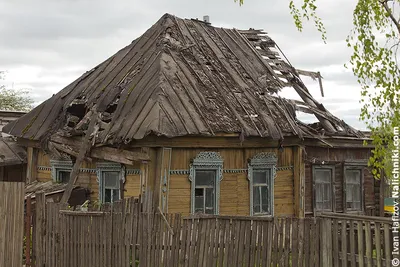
[3,13,363,147]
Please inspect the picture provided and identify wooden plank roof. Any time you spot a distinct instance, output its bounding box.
[2,13,363,146]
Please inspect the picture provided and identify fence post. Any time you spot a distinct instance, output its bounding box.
[35,193,46,267]
[321,218,333,266]
[25,196,32,267]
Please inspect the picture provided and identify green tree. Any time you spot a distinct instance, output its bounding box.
[0,71,34,112]
[236,0,399,180]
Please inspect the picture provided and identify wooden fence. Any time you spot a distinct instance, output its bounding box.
[30,196,396,267]
[0,182,25,267]
[319,213,395,267]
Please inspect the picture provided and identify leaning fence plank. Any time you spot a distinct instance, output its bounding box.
[333,218,339,267]
[222,219,230,267]
[341,220,348,267]
[272,218,279,267]
[304,219,310,267]
[350,220,356,267]
[298,218,305,267]
[375,222,382,267]
[315,217,320,267]
[207,218,217,267]
[365,221,372,267]
[227,220,236,267]
[278,218,286,267]
[292,218,299,267]
[217,219,226,267]
[249,220,257,267]
[357,221,364,267]
[284,218,291,267]
[237,220,246,266]
[384,223,391,267]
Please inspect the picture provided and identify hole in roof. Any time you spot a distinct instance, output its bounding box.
[66,103,86,119]
[296,111,319,124]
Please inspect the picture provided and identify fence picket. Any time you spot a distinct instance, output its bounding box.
[26,197,395,267]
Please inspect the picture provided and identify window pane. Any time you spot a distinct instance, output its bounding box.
[315,169,331,182]
[112,189,120,202]
[104,189,112,203]
[260,185,270,213]
[253,171,268,184]
[58,170,71,183]
[205,188,214,214]
[195,170,215,186]
[346,170,361,184]
[253,186,261,214]
[195,188,204,213]
[104,171,120,188]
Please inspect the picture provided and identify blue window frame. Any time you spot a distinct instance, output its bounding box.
[50,160,72,183]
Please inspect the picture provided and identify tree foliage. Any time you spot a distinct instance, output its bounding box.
[0,71,34,112]
[236,0,399,180]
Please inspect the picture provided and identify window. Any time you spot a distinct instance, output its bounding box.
[97,163,125,203]
[345,167,363,211]
[189,152,223,215]
[194,170,216,214]
[57,169,71,183]
[50,160,72,183]
[313,166,334,212]
[248,152,277,216]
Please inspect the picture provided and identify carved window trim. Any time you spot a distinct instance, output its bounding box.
[189,152,223,215]
[96,162,125,203]
[248,152,277,216]
[50,160,72,183]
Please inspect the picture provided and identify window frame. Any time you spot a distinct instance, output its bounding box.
[50,160,72,183]
[189,152,223,215]
[96,162,125,204]
[344,164,364,212]
[248,152,277,216]
[312,165,335,213]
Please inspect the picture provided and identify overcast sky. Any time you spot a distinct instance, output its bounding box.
[0,0,366,130]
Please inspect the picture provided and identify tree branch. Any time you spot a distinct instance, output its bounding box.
[380,0,400,35]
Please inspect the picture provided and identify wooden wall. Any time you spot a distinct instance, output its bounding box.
[304,147,380,216]
[167,147,295,217]
[33,150,141,201]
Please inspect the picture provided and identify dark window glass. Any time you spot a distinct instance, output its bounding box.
[57,170,71,183]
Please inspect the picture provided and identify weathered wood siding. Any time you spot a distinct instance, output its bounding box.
[304,147,379,215]
[33,150,141,200]
[0,182,25,267]
[167,147,295,216]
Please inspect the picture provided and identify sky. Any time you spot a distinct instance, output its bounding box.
[0,0,367,130]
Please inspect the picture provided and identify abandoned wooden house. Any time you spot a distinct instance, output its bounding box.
[2,14,383,217]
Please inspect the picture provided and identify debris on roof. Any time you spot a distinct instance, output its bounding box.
[2,13,363,150]
[0,136,26,166]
